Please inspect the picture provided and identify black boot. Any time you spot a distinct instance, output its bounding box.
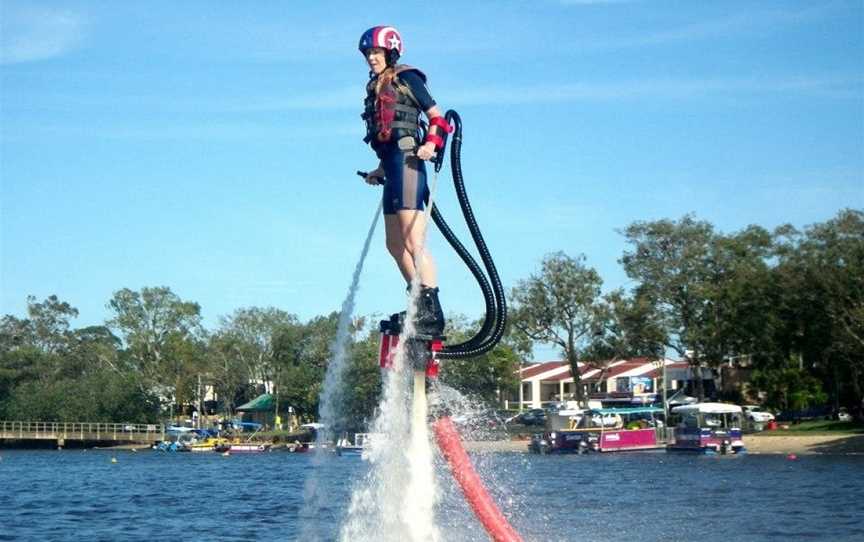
[414,286,445,337]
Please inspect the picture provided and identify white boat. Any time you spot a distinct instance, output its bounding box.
[668,402,746,454]
[336,433,370,456]
[225,424,272,453]
[228,442,271,453]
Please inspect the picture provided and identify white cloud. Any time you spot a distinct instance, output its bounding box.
[0,5,86,64]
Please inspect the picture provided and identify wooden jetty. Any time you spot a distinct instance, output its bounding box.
[0,421,165,448]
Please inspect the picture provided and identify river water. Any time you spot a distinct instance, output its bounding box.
[1,448,861,541]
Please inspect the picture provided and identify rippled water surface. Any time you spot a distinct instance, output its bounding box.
[1,449,862,541]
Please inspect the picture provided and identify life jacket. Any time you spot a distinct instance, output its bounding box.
[362,65,426,148]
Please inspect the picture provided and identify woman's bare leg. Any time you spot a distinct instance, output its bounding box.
[384,210,437,287]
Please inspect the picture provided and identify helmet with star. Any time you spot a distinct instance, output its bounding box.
[358,26,403,56]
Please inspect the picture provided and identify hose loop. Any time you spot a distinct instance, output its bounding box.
[433,111,507,360]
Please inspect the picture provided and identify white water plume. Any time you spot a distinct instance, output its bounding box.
[298,201,381,541]
[317,201,383,441]
[339,287,441,541]
[340,170,443,541]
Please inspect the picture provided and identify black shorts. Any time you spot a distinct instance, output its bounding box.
[380,142,428,215]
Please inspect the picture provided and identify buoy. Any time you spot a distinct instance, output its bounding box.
[787,453,797,461]
[111,457,118,463]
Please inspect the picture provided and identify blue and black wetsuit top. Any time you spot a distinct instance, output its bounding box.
[363,66,437,214]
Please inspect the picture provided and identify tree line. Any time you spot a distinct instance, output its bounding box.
[0,292,522,432]
[1,209,861,426]
[510,208,863,416]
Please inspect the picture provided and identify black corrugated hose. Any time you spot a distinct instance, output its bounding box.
[430,110,506,359]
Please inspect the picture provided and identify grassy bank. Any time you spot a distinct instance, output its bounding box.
[754,420,864,436]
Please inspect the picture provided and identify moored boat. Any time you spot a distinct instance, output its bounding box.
[189,437,230,453]
[228,442,271,453]
[667,402,746,455]
[530,406,667,454]
[154,440,191,452]
[336,433,370,456]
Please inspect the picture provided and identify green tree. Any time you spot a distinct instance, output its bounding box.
[580,289,668,389]
[771,209,864,411]
[26,295,79,354]
[751,361,827,413]
[0,296,83,379]
[216,307,297,392]
[439,316,522,405]
[510,252,606,405]
[0,348,49,418]
[0,297,84,416]
[620,216,717,398]
[4,372,160,423]
[63,325,124,379]
[206,332,254,415]
[272,313,340,419]
[106,286,202,414]
[332,329,382,433]
[0,315,32,353]
[0,300,158,422]
[619,217,774,399]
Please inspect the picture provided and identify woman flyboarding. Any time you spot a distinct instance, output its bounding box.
[359,25,450,338]
[359,26,523,542]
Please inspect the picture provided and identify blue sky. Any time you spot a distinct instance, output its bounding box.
[2,1,862,361]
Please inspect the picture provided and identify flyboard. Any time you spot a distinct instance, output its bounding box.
[374,111,522,542]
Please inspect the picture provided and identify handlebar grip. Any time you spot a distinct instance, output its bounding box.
[357,170,385,185]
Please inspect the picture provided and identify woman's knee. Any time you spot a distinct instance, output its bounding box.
[404,226,431,255]
[386,237,405,258]
[401,235,418,255]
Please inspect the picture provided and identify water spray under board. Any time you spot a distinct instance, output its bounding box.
[377,110,522,542]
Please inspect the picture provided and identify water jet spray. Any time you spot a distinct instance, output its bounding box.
[376,111,523,542]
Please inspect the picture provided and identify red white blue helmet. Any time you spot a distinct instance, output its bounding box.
[358,26,403,56]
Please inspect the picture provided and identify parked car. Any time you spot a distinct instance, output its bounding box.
[837,408,852,422]
[742,405,775,423]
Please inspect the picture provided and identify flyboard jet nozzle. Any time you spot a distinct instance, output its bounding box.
[378,312,444,378]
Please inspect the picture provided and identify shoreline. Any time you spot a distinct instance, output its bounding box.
[742,433,864,455]
[4,434,862,456]
[462,433,864,455]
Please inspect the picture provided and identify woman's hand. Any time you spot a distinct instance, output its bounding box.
[416,141,437,161]
[417,142,435,160]
[365,166,385,185]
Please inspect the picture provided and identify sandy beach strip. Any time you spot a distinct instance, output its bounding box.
[463,440,532,453]
[743,433,864,455]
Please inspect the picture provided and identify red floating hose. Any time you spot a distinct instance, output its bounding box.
[433,417,523,542]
